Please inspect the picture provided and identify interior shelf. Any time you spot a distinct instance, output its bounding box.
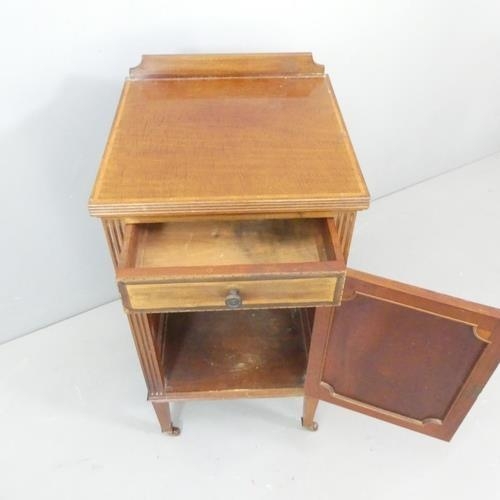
[155,308,311,399]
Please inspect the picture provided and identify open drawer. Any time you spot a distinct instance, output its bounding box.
[116,218,346,312]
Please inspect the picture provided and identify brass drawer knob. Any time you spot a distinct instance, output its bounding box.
[225,289,242,309]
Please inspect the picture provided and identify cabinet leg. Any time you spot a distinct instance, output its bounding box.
[152,401,181,436]
[301,397,319,431]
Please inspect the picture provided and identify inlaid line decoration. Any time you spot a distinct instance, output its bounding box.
[319,381,443,427]
[341,291,490,343]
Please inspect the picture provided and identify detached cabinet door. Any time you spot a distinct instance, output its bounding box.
[305,269,500,440]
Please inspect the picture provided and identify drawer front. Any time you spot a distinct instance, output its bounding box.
[120,276,342,312]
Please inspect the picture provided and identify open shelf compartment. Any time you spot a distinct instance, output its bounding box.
[148,307,313,400]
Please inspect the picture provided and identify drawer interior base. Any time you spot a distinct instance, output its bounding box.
[134,218,336,268]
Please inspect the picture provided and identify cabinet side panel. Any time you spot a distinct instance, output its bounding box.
[102,219,125,268]
[332,212,356,260]
[102,219,165,396]
[126,313,165,395]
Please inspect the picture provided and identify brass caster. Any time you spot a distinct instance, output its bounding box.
[164,426,181,436]
[301,418,318,432]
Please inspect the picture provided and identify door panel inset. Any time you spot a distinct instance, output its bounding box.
[305,269,500,440]
[322,293,486,423]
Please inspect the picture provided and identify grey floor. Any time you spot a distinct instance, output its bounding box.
[1,153,499,500]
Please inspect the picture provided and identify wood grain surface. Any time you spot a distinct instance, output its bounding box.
[133,218,335,267]
[304,269,500,440]
[89,53,369,217]
[130,52,324,79]
[120,276,339,312]
[161,308,308,398]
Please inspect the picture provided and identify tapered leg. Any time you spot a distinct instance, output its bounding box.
[301,396,319,431]
[152,401,181,436]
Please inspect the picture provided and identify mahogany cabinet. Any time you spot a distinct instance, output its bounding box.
[89,53,500,440]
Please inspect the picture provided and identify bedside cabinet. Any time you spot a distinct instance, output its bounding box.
[89,53,500,441]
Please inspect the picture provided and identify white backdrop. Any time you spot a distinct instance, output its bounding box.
[1,0,500,343]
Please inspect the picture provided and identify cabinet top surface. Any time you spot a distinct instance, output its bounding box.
[89,53,369,217]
